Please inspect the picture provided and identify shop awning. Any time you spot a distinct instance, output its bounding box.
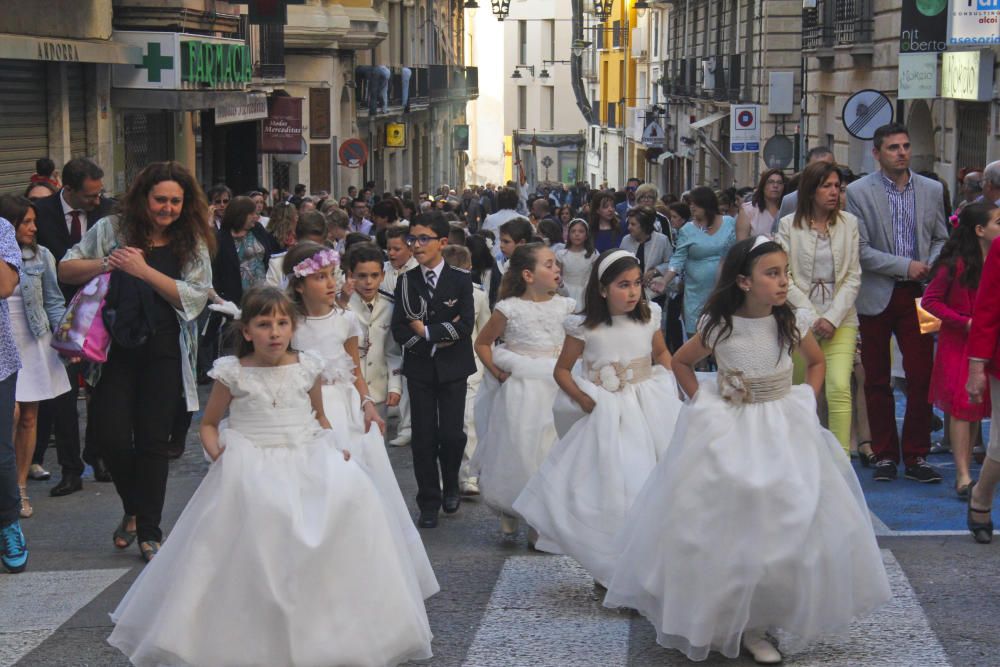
[111,88,259,112]
[0,33,141,65]
[697,131,733,169]
[689,110,729,130]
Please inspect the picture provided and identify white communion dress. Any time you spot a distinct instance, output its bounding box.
[471,295,575,517]
[512,302,682,585]
[292,307,438,599]
[556,248,597,306]
[603,315,891,661]
[108,352,436,667]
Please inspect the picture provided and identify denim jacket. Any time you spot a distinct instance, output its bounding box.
[19,245,65,339]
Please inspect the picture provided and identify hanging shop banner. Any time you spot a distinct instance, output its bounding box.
[898,53,939,99]
[215,93,269,125]
[941,50,996,101]
[261,97,303,154]
[900,0,948,52]
[947,0,1000,46]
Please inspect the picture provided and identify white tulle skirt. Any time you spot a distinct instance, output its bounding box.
[512,367,682,585]
[108,425,435,667]
[603,382,891,661]
[320,383,439,599]
[471,347,560,517]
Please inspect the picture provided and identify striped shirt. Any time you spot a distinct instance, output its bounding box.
[881,171,917,260]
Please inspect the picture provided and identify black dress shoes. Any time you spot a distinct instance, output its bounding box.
[417,510,439,529]
[442,495,461,514]
[50,474,83,497]
[90,459,112,483]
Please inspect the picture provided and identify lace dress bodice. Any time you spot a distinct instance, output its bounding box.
[703,315,792,379]
[496,295,576,357]
[292,308,362,384]
[556,249,597,291]
[208,352,327,447]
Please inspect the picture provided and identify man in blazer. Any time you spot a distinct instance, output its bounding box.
[33,158,115,495]
[391,211,477,528]
[846,122,949,484]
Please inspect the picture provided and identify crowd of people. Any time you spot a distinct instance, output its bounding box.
[1,121,1000,665]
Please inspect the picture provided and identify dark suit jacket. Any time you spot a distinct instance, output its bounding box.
[212,223,281,305]
[34,190,116,301]
[391,263,477,384]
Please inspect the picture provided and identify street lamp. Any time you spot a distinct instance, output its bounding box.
[539,60,572,79]
[463,0,478,8]
[593,0,613,22]
[491,0,511,21]
[511,65,535,79]
[571,39,592,57]
[634,0,649,17]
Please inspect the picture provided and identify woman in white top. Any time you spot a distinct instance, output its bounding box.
[736,168,787,241]
[775,161,861,455]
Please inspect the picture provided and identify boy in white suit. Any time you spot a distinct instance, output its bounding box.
[442,244,491,495]
[385,225,420,446]
[346,244,402,420]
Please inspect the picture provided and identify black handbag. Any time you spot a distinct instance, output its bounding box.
[102,269,157,349]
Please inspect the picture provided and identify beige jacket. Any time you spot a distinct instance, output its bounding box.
[349,291,403,403]
[775,210,861,330]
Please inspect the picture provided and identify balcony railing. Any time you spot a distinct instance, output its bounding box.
[238,17,285,80]
[803,0,873,52]
[356,65,477,118]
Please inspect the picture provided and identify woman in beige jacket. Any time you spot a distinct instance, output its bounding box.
[776,161,861,454]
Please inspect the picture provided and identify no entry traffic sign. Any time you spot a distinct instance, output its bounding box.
[339,138,369,168]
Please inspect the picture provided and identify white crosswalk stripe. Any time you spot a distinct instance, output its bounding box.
[0,568,130,666]
[464,550,951,666]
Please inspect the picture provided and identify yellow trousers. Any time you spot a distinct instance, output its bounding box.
[793,325,857,454]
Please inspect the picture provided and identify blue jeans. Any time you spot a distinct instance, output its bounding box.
[0,372,19,526]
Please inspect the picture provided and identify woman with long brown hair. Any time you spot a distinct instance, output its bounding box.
[589,190,620,252]
[59,161,215,562]
[775,161,861,456]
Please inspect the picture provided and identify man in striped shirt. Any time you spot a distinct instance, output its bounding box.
[846,122,949,485]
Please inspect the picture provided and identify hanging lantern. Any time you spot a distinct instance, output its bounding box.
[491,0,511,21]
[593,0,613,22]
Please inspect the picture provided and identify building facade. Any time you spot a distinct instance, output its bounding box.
[803,0,1000,201]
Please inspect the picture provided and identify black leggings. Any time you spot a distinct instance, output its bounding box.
[93,329,184,543]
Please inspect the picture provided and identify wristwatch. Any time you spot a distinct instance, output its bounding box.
[100,256,110,273]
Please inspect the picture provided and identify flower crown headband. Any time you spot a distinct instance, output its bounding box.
[292,248,340,278]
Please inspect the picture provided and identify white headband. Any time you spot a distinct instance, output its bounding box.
[751,235,771,251]
[597,250,636,280]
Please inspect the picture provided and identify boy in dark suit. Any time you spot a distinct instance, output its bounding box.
[391,211,477,528]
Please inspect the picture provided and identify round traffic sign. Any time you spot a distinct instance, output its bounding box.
[737,109,755,128]
[762,135,794,169]
[338,138,369,169]
[842,90,894,140]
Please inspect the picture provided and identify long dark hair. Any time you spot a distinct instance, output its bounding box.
[700,238,799,359]
[565,218,595,257]
[588,190,620,242]
[234,285,296,358]
[118,161,216,264]
[581,249,650,328]
[498,243,547,300]
[932,202,999,289]
[751,168,786,211]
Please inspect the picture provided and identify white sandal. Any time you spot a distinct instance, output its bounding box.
[743,629,782,664]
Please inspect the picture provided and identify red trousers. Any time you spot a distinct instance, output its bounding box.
[858,282,934,466]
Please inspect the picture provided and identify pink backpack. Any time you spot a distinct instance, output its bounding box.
[51,273,112,363]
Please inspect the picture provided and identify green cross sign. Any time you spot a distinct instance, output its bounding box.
[136,42,173,83]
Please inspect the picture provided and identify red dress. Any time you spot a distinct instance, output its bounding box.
[923,260,990,420]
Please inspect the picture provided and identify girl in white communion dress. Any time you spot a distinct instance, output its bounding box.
[108,286,436,667]
[513,249,682,587]
[603,237,890,664]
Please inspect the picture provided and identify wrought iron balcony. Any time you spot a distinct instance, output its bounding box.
[803,0,873,55]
